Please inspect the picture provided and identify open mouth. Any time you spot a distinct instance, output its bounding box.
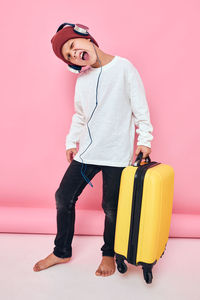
[80,51,89,61]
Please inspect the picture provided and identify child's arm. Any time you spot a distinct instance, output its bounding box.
[65,80,85,151]
[128,66,153,158]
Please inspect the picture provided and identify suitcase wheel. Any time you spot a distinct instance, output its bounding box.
[115,254,128,273]
[142,267,153,284]
[140,263,154,284]
[117,261,127,273]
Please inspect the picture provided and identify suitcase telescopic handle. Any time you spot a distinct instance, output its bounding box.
[132,151,151,167]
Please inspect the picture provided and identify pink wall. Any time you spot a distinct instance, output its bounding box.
[1,0,200,235]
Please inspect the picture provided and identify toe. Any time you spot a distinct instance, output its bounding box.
[105,270,109,276]
[95,269,101,276]
[33,263,38,268]
[33,264,39,272]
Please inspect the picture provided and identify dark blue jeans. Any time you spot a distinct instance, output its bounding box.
[53,159,125,258]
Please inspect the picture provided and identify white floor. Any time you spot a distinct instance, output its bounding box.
[0,234,199,300]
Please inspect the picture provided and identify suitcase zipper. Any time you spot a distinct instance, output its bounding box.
[127,162,161,265]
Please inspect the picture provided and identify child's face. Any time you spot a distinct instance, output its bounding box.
[61,38,98,67]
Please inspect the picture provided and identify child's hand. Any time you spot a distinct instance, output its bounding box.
[135,145,151,159]
[66,148,78,163]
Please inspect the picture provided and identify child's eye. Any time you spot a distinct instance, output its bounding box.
[67,42,74,60]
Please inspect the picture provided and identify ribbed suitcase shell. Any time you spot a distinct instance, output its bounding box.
[114,161,174,266]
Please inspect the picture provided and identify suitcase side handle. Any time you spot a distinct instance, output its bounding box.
[132,151,151,167]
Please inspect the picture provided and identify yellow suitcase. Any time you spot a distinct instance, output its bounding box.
[114,151,175,284]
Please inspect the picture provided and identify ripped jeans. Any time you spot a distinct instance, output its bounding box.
[53,159,125,258]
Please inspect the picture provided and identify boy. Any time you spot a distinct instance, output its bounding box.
[33,24,153,276]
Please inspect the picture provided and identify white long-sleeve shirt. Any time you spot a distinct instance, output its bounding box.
[65,55,153,167]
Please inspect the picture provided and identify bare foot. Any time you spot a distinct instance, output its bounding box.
[95,256,116,277]
[33,253,71,272]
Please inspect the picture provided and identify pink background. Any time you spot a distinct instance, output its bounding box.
[1,0,200,236]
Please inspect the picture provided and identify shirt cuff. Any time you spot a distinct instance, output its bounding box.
[137,141,151,148]
[65,142,77,150]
